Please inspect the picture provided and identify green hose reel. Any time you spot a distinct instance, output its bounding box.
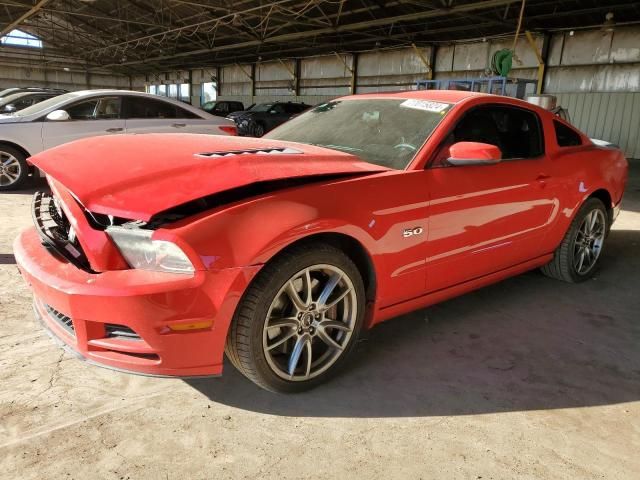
[492,49,513,77]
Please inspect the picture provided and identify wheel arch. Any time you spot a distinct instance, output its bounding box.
[587,188,613,226]
[0,140,31,160]
[264,232,377,306]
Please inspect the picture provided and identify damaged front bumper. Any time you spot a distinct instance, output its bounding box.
[14,227,261,378]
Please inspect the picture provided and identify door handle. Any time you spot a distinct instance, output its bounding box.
[106,127,123,133]
[172,123,187,128]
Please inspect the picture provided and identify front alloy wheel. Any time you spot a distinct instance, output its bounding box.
[252,122,265,137]
[226,243,365,392]
[263,265,357,381]
[0,147,29,191]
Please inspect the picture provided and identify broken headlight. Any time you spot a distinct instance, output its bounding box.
[106,226,194,274]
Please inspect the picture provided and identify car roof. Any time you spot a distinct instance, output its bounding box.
[337,89,486,103]
[59,89,163,98]
[57,89,207,112]
[2,91,56,100]
[334,89,552,114]
[11,89,216,120]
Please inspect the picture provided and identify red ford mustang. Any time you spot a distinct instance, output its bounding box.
[14,91,628,392]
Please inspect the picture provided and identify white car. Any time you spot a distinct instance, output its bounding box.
[0,89,237,190]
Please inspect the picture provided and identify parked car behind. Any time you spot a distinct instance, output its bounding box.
[201,100,244,117]
[233,101,310,137]
[0,91,61,113]
[225,103,256,122]
[0,87,67,99]
[0,89,236,190]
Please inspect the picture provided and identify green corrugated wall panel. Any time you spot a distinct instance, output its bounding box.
[553,92,640,158]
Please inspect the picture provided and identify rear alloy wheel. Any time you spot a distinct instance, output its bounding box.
[542,198,608,282]
[0,146,29,191]
[225,244,365,392]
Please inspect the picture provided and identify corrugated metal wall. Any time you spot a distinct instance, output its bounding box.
[137,25,640,157]
[0,50,132,91]
[543,27,640,157]
[555,92,640,158]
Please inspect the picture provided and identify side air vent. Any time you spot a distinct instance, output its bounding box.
[195,147,303,158]
[44,303,75,336]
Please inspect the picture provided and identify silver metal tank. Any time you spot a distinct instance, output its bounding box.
[525,94,557,110]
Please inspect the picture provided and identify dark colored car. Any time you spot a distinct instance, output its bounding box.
[0,91,61,113]
[201,100,244,117]
[234,102,310,137]
[0,87,67,99]
[225,103,256,122]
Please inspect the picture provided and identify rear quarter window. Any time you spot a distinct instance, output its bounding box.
[554,120,582,147]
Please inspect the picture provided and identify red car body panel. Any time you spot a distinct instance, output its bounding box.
[14,90,628,377]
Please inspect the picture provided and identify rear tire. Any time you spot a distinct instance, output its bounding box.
[0,145,29,191]
[225,243,366,393]
[541,198,608,283]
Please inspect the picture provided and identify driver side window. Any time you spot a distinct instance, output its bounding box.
[66,97,121,120]
[66,99,99,120]
[431,104,544,167]
[212,103,227,114]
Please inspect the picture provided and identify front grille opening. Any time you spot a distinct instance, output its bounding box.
[105,324,141,341]
[44,303,75,336]
[32,191,92,272]
[119,352,159,360]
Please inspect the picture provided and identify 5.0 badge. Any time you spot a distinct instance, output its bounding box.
[403,227,424,238]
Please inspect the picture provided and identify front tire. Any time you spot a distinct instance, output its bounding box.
[0,146,29,191]
[541,198,608,283]
[251,122,265,137]
[225,243,366,393]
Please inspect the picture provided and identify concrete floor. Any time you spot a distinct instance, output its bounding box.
[1,163,639,479]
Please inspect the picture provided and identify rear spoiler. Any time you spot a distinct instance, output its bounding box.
[590,138,620,149]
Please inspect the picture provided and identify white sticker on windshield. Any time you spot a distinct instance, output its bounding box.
[400,99,450,113]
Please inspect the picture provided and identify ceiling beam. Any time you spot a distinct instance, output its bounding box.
[137,20,501,70]
[0,0,52,36]
[98,0,518,68]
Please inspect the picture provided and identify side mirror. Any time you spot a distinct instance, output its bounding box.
[446,141,502,166]
[3,104,16,113]
[46,110,70,121]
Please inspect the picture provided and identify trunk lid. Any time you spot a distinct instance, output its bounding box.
[29,133,388,220]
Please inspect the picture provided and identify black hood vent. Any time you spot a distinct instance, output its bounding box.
[195,146,303,158]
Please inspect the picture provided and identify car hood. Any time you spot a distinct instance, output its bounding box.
[29,133,388,220]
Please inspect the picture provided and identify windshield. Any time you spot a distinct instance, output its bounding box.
[251,103,274,113]
[13,91,77,117]
[0,92,27,108]
[265,98,452,169]
[0,88,18,98]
